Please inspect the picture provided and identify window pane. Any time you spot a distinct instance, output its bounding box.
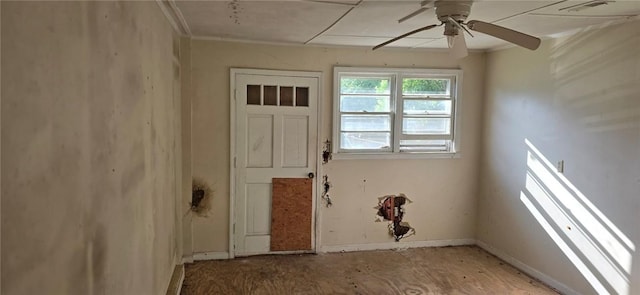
[340,96,390,112]
[280,86,293,106]
[341,132,390,149]
[402,78,450,96]
[403,118,450,134]
[296,87,309,107]
[341,115,391,132]
[400,140,450,151]
[264,85,277,105]
[403,100,451,115]
[341,77,390,94]
[247,85,261,105]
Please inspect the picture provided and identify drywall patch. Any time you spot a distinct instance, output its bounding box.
[375,194,415,241]
[191,178,212,216]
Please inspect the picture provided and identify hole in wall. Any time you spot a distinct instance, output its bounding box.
[191,177,213,217]
[375,193,415,241]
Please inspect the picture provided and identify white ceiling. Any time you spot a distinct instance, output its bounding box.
[172,0,640,50]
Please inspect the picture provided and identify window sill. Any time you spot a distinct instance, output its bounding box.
[331,152,460,160]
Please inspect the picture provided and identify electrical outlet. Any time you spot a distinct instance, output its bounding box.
[557,160,564,173]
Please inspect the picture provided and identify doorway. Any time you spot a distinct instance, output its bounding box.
[230,69,320,257]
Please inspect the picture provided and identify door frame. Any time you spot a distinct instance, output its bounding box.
[229,68,323,258]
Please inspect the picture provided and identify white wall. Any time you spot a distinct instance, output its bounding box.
[185,40,486,253]
[1,2,181,294]
[478,20,640,294]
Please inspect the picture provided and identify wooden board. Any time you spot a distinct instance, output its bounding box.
[270,178,312,251]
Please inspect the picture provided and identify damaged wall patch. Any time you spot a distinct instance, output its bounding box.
[191,177,213,216]
[375,194,415,241]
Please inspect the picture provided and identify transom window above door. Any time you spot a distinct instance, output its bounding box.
[333,67,463,159]
[246,84,309,107]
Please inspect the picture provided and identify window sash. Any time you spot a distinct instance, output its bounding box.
[334,67,461,155]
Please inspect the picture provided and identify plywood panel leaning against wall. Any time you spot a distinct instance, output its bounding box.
[271,178,312,251]
[1,2,181,294]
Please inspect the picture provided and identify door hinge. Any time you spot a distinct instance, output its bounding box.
[234,157,237,168]
[234,89,237,101]
[233,223,236,234]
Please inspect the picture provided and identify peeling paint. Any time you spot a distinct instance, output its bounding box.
[321,175,332,207]
[375,194,415,241]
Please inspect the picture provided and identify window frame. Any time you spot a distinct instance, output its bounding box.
[332,66,463,159]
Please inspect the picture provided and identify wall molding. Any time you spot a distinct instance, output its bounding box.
[164,264,184,295]
[476,240,580,295]
[155,0,191,36]
[320,239,476,253]
[190,251,230,261]
[175,265,185,295]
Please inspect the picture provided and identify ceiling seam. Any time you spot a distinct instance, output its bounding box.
[528,13,639,19]
[304,0,363,45]
[491,0,570,24]
[304,0,359,7]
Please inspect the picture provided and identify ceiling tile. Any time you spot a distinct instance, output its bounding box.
[173,0,640,50]
[175,0,352,43]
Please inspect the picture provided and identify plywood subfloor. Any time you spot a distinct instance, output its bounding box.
[182,246,559,294]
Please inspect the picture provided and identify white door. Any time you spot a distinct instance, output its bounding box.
[233,70,318,256]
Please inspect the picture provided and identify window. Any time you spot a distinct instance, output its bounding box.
[333,67,462,158]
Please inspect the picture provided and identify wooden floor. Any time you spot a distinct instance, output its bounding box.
[182,246,559,294]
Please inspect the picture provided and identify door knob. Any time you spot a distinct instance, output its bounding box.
[308,172,315,179]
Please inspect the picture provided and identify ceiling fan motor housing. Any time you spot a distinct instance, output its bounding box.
[435,1,472,23]
[435,1,472,36]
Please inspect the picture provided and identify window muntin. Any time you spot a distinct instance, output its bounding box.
[334,67,461,156]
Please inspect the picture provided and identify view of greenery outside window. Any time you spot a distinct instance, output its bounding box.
[334,67,461,156]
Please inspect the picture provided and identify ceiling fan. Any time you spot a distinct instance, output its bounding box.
[373,1,542,58]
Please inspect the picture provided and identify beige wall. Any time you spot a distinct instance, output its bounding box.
[186,40,486,253]
[1,2,181,294]
[477,20,640,294]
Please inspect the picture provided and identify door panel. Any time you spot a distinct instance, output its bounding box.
[246,183,271,236]
[282,116,308,168]
[234,71,318,256]
[247,115,274,168]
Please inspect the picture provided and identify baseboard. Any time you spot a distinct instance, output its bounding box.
[165,264,184,295]
[476,240,580,295]
[192,251,230,261]
[181,255,194,264]
[176,265,185,295]
[320,238,476,253]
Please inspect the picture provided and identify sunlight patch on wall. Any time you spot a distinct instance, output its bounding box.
[521,139,635,295]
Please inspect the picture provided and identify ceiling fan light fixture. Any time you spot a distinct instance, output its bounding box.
[447,35,455,48]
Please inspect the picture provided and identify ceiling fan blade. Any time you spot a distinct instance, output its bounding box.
[467,20,541,50]
[398,7,430,23]
[398,0,434,23]
[373,24,439,50]
[450,34,468,59]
